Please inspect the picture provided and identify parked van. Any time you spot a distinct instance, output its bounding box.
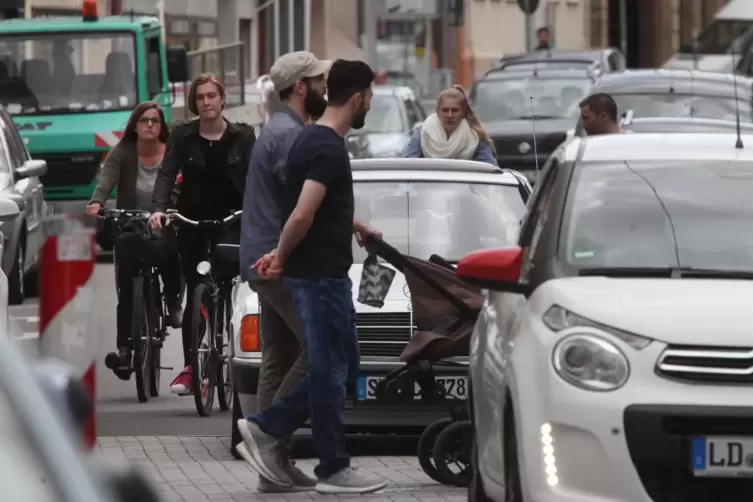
[663,0,753,75]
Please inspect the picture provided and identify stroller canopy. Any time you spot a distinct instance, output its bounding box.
[366,239,484,363]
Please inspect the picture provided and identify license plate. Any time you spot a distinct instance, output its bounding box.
[356,375,467,401]
[691,437,753,477]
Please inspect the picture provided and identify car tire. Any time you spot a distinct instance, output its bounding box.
[230,390,243,460]
[8,238,25,306]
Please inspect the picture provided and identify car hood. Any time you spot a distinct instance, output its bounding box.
[484,118,574,137]
[662,54,735,73]
[545,277,753,346]
[231,263,413,321]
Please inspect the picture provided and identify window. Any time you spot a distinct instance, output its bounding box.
[293,0,305,51]
[403,99,420,127]
[353,181,526,262]
[145,36,162,98]
[353,95,405,134]
[278,0,290,55]
[2,126,24,168]
[520,167,559,281]
[0,31,137,115]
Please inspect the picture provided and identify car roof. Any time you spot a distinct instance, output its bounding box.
[372,85,417,100]
[622,117,753,134]
[595,69,753,96]
[564,133,753,162]
[483,67,595,80]
[350,158,524,185]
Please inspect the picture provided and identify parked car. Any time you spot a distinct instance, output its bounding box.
[228,158,532,455]
[0,330,159,502]
[489,48,626,74]
[0,105,46,304]
[573,69,753,136]
[470,66,599,182]
[345,85,427,159]
[458,130,753,502]
[621,115,753,134]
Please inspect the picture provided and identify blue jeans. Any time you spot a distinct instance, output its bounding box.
[247,277,360,478]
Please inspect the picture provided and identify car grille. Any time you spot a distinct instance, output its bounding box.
[493,132,566,158]
[356,312,416,358]
[656,345,753,384]
[34,152,101,187]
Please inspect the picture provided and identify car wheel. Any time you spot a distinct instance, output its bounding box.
[8,237,25,305]
[230,390,243,460]
[504,405,524,502]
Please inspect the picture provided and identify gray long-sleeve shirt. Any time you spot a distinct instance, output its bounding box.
[240,107,305,281]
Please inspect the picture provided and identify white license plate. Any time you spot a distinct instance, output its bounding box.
[356,375,467,401]
[692,437,753,477]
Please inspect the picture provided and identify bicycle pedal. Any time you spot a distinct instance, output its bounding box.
[160,366,174,371]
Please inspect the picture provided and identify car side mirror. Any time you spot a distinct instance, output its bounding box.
[0,198,20,222]
[457,246,531,294]
[16,159,47,180]
[166,45,188,83]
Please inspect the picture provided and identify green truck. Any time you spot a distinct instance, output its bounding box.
[0,4,188,219]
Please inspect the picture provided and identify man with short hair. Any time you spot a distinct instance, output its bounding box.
[579,92,623,136]
[239,51,330,492]
[535,26,552,51]
[235,60,387,495]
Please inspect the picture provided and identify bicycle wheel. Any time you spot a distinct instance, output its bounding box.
[217,289,233,411]
[131,276,151,403]
[148,278,163,398]
[190,282,216,417]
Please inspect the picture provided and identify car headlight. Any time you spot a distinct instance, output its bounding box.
[552,329,629,391]
[542,304,651,350]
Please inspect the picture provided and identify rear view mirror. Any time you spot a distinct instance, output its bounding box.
[16,159,47,179]
[457,246,530,294]
[0,198,20,222]
[166,45,188,83]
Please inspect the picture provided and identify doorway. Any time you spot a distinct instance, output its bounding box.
[608,0,641,68]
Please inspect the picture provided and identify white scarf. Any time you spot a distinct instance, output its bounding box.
[420,113,479,160]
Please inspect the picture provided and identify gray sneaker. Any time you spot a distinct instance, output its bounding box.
[315,467,387,494]
[236,419,292,486]
[257,462,316,493]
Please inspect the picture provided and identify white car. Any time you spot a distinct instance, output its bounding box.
[458,131,753,502]
[229,158,531,451]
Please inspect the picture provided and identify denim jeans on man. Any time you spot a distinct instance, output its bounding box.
[246,276,359,478]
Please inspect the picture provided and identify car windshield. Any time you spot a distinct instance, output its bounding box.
[474,77,592,122]
[350,95,405,135]
[0,32,137,115]
[694,19,753,55]
[563,160,753,272]
[353,181,526,262]
[612,93,752,121]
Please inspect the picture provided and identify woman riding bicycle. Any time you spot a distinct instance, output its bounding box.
[149,73,256,395]
[86,101,184,380]
[404,85,498,165]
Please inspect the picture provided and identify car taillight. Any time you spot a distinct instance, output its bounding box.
[239,315,259,352]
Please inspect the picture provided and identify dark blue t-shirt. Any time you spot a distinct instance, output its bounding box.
[283,124,354,279]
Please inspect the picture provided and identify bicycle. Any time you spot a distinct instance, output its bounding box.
[163,209,242,417]
[99,208,178,403]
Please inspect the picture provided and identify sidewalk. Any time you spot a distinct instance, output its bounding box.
[96,436,466,501]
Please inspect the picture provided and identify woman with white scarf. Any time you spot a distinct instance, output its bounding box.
[404,85,497,165]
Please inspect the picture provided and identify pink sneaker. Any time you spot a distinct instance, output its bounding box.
[170,366,193,395]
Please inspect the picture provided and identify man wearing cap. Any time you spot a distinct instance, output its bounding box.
[239,51,330,493]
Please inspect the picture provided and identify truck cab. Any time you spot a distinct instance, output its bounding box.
[0,0,187,216]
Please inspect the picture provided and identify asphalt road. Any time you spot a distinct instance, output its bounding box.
[10,263,420,456]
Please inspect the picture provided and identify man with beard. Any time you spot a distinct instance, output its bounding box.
[239,51,330,493]
[235,60,387,494]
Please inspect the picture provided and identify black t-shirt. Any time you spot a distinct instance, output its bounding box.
[183,132,242,220]
[283,125,354,279]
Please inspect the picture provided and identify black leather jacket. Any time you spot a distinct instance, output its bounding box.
[152,118,256,214]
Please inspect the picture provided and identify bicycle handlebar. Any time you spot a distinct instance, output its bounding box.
[162,210,243,228]
[97,208,151,220]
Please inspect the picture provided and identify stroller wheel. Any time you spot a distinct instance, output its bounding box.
[432,419,473,487]
[417,417,453,483]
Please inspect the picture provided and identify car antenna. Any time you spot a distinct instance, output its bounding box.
[731,45,744,149]
[529,96,540,175]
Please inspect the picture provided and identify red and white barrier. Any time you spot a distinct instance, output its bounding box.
[38,214,97,449]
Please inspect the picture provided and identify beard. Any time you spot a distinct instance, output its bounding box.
[304,87,327,118]
[350,105,368,130]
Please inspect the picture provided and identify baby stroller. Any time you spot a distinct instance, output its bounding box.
[359,238,483,487]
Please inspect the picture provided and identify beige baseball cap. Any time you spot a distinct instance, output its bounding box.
[269,51,332,92]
